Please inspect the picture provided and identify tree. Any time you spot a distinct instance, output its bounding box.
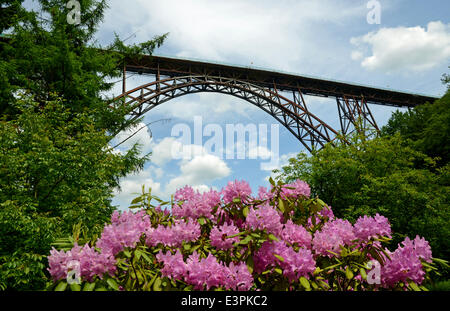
[0,96,150,290]
[0,0,166,130]
[274,133,450,261]
[382,74,450,166]
[0,0,166,289]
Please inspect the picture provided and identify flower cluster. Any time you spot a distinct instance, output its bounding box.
[381,236,432,287]
[312,218,356,257]
[46,179,439,291]
[280,180,311,199]
[146,219,201,248]
[354,213,391,241]
[222,180,252,204]
[280,220,312,249]
[96,210,150,255]
[209,223,240,250]
[246,203,283,235]
[253,241,316,282]
[47,244,116,282]
[172,188,221,220]
[156,251,253,290]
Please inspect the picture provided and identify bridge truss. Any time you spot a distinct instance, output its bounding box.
[113,55,437,152]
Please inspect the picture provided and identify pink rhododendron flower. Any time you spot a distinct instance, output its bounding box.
[172,188,221,220]
[96,210,150,255]
[245,203,283,235]
[156,250,187,281]
[380,236,432,288]
[157,251,254,290]
[312,219,355,257]
[257,186,274,201]
[354,213,391,241]
[146,219,201,248]
[47,243,116,282]
[222,180,252,204]
[226,262,254,291]
[280,220,312,249]
[280,180,311,199]
[210,223,240,250]
[253,241,316,282]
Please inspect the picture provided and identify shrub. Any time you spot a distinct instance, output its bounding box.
[46,180,447,291]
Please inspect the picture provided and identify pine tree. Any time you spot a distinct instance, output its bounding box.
[0,0,166,289]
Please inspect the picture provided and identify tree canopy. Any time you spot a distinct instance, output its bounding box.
[0,0,165,289]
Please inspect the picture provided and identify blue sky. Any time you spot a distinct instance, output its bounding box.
[83,0,450,209]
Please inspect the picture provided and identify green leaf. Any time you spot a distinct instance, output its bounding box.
[153,277,162,291]
[243,207,249,217]
[226,231,246,239]
[273,254,285,262]
[70,283,81,291]
[359,268,367,280]
[82,282,96,291]
[269,177,275,186]
[323,263,342,271]
[268,234,279,241]
[278,198,285,213]
[240,235,252,245]
[299,277,311,290]
[274,268,283,275]
[135,249,142,260]
[246,257,254,274]
[141,252,152,263]
[54,281,67,291]
[106,278,119,291]
[345,266,354,280]
[408,282,421,291]
[131,196,143,204]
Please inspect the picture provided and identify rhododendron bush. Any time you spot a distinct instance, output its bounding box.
[46,179,446,291]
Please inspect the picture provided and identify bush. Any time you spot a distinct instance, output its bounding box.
[274,133,450,262]
[45,180,447,291]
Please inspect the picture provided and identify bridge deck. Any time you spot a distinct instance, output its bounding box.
[125,54,438,108]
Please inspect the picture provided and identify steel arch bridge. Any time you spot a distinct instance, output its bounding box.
[113,54,438,152]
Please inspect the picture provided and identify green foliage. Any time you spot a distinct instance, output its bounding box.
[428,280,450,291]
[274,133,450,261]
[0,96,149,289]
[442,66,450,90]
[0,0,166,290]
[381,90,450,166]
[0,0,166,130]
[0,1,25,33]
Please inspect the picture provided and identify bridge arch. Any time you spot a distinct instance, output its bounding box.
[114,75,341,152]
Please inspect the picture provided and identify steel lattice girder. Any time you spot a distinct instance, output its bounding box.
[336,96,379,136]
[113,75,342,152]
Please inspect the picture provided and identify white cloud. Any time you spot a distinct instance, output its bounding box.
[152,93,255,122]
[166,154,231,194]
[149,137,182,166]
[100,0,366,70]
[351,21,450,73]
